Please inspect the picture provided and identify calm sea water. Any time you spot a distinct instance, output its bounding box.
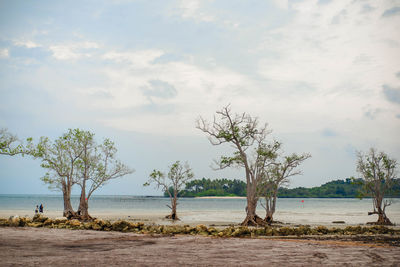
[1,195,399,225]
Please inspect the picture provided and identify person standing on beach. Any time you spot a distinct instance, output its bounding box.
[39,204,43,213]
[35,205,39,214]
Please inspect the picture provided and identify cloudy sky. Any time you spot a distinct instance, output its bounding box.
[0,0,399,195]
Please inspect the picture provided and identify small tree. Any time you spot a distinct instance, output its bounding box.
[258,152,311,224]
[145,161,194,220]
[356,148,398,225]
[197,105,280,226]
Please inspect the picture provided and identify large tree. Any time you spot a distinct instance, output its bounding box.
[145,161,194,220]
[33,129,84,218]
[33,129,133,220]
[76,136,134,220]
[197,105,280,226]
[356,148,398,225]
[258,152,311,224]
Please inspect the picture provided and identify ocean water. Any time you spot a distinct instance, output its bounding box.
[0,194,399,225]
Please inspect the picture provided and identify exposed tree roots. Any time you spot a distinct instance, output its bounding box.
[63,210,76,220]
[241,215,267,226]
[367,212,393,226]
[264,216,273,225]
[165,213,180,221]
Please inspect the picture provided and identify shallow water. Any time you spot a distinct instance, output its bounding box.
[0,194,399,225]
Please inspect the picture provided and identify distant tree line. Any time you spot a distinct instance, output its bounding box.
[279,178,398,198]
[166,177,400,198]
[164,178,247,197]
[278,178,362,198]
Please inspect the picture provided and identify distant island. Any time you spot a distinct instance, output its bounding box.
[166,178,400,198]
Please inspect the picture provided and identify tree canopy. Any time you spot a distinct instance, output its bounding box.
[197,105,280,225]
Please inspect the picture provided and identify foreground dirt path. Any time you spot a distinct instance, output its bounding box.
[1,227,399,266]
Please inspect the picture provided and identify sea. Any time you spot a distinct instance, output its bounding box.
[1,194,399,225]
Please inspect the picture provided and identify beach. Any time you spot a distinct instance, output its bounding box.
[1,227,400,266]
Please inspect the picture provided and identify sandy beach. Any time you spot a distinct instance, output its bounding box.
[1,227,400,266]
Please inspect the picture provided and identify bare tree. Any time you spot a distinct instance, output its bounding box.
[76,136,134,220]
[144,161,194,220]
[258,152,311,224]
[32,129,84,218]
[356,148,398,225]
[196,105,280,226]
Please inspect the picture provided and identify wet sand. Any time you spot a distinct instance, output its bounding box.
[1,227,400,266]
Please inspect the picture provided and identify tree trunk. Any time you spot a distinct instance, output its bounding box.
[264,192,277,224]
[368,197,393,225]
[166,196,178,220]
[377,212,392,225]
[264,200,274,224]
[369,207,393,225]
[76,183,93,221]
[62,183,75,219]
[241,185,265,226]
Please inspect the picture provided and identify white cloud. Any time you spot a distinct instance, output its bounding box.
[271,0,289,10]
[49,41,100,60]
[173,0,215,22]
[13,40,40,48]
[103,50,164,67]
[0,48,9,58]
[256,0,400,119]
[59,48,252,135]
[49,45,80,60]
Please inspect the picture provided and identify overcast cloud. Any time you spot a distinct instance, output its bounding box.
[0,0,399,195]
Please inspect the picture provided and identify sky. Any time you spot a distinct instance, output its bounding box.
[0,0,399,195]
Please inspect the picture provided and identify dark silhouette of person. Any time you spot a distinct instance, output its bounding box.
[39,204,43,213]
[35,205,39,214]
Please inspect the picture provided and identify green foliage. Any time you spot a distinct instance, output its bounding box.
[278,178,400,198]
[0,128,32,156]
[356,148,398,200]
[166,178,247,197]
[31,128,133,196]
[147,161,194,198]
